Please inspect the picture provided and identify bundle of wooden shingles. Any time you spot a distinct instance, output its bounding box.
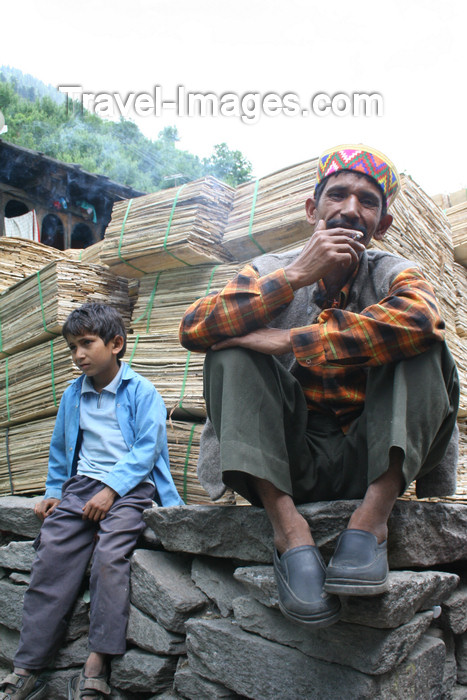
[1,164,466,503]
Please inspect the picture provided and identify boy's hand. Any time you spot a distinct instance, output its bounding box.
[82,486,118,522]
[35,498,60,521]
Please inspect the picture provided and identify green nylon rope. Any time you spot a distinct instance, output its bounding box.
[5,427,14,494]
[36,271,58,338]
[127,334,140,367]
[162,184,192,266]
[50,340,57,407]
[133,272,162,333]
[117,199,146,275]
[178,264,219,410]
[182,423,197,503]
[247,178,267,255]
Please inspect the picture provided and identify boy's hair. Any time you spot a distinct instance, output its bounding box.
[62,303,127,359]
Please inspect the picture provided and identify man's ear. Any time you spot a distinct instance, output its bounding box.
[305,197,317,225]
[111,335,125,355]
[374,213,393,241]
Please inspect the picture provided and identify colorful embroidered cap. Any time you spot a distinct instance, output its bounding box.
[315,144,400,207]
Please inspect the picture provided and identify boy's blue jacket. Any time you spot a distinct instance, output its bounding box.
[45,362,183,506]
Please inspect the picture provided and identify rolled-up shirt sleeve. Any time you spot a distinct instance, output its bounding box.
[179,264,295,351]
[291,268,445,368]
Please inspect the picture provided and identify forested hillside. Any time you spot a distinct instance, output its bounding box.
[0,67,252,191]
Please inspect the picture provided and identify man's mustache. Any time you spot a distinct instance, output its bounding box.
[326,218,368,236]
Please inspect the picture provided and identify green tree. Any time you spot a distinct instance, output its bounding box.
[203,143,252,186]
[0,70,253,192]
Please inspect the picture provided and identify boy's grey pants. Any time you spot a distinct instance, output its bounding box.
[204,342,459,505]
[14,476,154,669]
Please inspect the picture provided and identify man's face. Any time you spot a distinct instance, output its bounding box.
[306,171,393,247]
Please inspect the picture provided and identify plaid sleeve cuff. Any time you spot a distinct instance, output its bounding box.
[256,267,295,311]
[290,320,326,366]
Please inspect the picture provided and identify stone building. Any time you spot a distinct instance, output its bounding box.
[0,140,143,250]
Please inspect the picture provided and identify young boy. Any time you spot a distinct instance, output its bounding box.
[0,303,183,700]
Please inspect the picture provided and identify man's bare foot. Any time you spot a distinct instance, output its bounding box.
[274,510,315,555]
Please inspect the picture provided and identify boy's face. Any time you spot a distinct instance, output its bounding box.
[65,332,124,391]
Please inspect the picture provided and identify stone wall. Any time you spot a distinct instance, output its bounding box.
[1,497,467,699]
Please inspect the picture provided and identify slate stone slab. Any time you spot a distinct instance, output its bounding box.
[191,557,247,617]
[144,505,274,563]
[438,584,467,634]
[144,501,467,567]
[233,566,459,628]
[174,658,244,699]
[0,624,19,663]
[185,618,445,699]
[110,648,177,694]
[341,570,460,628]
[127,604,186,655]
[233,566,279,608]
[9,572,31,585]
[427,627,457,696]
[456,631,467,685]
[53,635,88,669]
[0,541,36,572]
[232,595,433,675]
[41,667,79,700]
[130,549,207,633]
[0,497,42,538]
[0,579,27,630]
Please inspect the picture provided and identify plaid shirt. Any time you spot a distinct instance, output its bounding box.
[179,262,445,430]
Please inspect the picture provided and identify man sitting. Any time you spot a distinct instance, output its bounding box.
[179,145,459,628]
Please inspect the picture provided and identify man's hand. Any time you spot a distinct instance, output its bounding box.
[212,327,292,355]
[284,219,365,290]
[34,498,60,521]
[82,486,118,522]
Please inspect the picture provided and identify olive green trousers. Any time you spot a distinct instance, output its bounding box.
[203,342,459,505]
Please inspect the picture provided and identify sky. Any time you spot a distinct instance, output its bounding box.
[1,0,466,196]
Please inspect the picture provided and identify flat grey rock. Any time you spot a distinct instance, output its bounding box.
[451,684,467,699]
[110,648,177,694]
[143,501,467,567]
[127,604,186,655]
[185,618,445,699]
[0,541,36,572]
[0,579,27,630]
[233,566,279,608]
[0,497,42,538]
[233,566,459,628]
[174,657,243,699]
[426,627,457,695]
[8,572,31,585]
[0,624,19,663]
[341,570,460,628]
[191,557,247,617]
[233,595,433,675]
[456,631,467,685]
[130,549,207,633]
[438,584,467,634]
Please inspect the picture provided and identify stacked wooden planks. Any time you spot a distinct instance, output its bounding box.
[100,176,235,277]
[0,261,131,358]
[0,237,64,292]
[221,158,318,261]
